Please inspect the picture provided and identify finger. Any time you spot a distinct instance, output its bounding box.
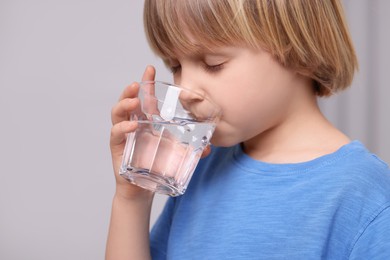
[142,81,160,116]
[117,65,155,105]
[118,82,140,101]
[142,65,156,96]
[111,98,141,125]
[110,120,138,147]
[141,65,156,82]
[140,66,159,115]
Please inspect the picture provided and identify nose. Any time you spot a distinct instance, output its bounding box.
[174,67,221,121]
[175,67,205,103]
[178,89,204,107]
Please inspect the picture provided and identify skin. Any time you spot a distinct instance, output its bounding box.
[106,45,350,259]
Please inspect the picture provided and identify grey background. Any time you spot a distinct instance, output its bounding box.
[0,1,388,259]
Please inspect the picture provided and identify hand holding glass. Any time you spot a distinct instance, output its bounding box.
[120,81,221,196]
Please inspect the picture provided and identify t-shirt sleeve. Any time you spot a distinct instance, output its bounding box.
[150,197,175,260]
[349,205,390,259]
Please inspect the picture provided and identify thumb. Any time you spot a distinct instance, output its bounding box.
[142,65,156,82]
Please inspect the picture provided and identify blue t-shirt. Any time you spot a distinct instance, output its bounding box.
[150,141,390,259]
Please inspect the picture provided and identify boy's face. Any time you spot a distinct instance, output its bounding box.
[167,45,313,147]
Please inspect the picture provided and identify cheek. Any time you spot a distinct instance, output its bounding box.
[209,80,291,145]
[205,54,297,144]
[209,91,264,146]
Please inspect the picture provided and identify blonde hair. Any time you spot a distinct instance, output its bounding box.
[144,0,358,96]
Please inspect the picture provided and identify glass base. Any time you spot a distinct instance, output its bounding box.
[120,167,185,197]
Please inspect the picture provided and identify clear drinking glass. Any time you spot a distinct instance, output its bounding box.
[119,81,221,196]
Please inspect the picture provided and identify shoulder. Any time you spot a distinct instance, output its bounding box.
[329,141,390,257]
[327,141,390,195]
[338,142,390,212]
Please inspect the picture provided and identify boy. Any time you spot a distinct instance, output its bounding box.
[106,0,390,259]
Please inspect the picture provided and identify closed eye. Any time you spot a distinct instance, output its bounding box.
[204,63,224,73]
[168,62,225,74]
